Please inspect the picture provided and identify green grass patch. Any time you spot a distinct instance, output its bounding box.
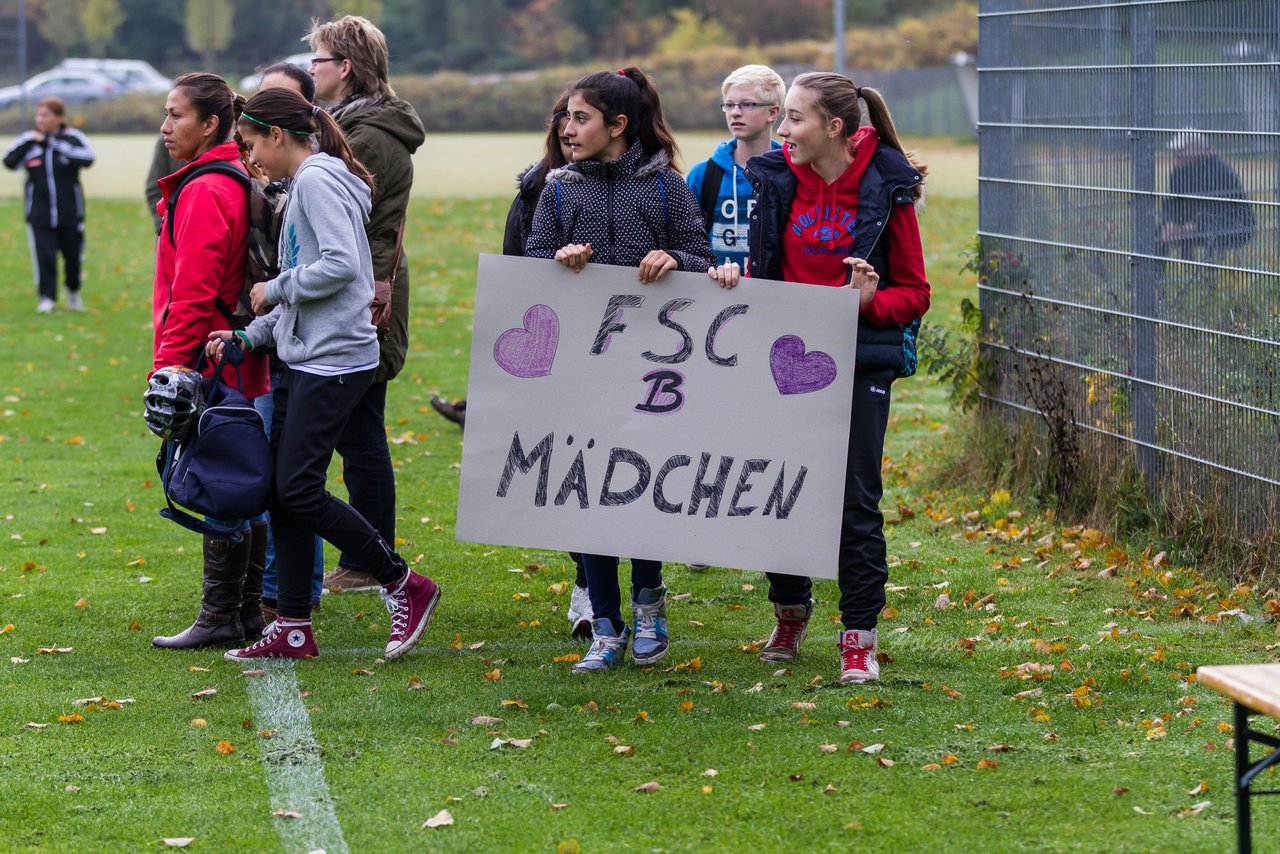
[0,196,1274,851]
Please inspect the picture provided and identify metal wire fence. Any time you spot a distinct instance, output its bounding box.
[977,0,1280,535]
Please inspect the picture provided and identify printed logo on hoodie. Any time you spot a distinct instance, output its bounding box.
[792,204,858,255]
[281,223,299,271]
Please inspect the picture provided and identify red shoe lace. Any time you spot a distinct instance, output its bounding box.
[841,643,871,672]
[769,618,806,650]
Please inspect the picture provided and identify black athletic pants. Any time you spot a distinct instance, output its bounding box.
[29,222,83,301]
[269,367,405,619]
[766,367,895,631]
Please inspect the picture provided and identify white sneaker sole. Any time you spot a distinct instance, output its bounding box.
[839,671,878,684]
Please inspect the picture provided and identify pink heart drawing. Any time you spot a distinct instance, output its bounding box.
[770,335,837,395]
[494,304,560,378]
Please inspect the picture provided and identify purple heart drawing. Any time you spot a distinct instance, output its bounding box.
[770,335,837,395]
[494,304,560,378]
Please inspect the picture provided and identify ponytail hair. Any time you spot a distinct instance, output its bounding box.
[173,71,261,176]
[566,66,681,173]
[791,71,928,196]
[238,88,375,192]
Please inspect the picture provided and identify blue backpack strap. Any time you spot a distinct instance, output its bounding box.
[194,340,245,397]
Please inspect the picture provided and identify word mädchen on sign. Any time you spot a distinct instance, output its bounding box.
[495,430,808,519]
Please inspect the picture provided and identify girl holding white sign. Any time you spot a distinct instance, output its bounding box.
[525,67,715,671]
[708,72,930,684]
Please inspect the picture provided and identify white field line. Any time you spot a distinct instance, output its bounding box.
[245,661,349,854]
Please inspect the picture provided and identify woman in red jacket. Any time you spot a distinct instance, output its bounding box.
[709,71,930,685]
[150,72,270,650]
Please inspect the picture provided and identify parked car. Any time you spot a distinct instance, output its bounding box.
[0,68,120,111]
[53,58,171,94]
[238,52,312,92]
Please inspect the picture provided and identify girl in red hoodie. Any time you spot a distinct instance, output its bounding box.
[709,72,930,685]
[150,72,270,651]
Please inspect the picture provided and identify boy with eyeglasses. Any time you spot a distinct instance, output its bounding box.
[685,64,785,270]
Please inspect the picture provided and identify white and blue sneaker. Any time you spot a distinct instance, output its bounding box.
[573,619,630,673]
[630,585,669,666]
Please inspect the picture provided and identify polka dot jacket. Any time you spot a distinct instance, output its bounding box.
[524,140,714,272]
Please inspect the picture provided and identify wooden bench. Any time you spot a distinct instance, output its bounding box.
[1197,664,1280,853]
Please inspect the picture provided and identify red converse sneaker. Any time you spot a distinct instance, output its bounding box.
[758,599,814,662]
[381,572,441,660]
[224,620,318,661]
[838,629,880,684]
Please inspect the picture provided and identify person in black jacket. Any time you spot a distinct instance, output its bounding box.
[4,97,94,313]
[525,67,714,673]
[1159,131,1255,259]
[430,93,571,430]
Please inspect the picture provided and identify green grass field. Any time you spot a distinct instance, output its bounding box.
[0,153,1276,851]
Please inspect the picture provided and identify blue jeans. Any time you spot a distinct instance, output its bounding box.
[581,554,663,633]
[255,373,323,605]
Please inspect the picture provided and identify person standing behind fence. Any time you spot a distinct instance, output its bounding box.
[1159,131,1255,260]
[149,72,270,650]
[212,88,441,661]
[4,97,94,313]
[708,72,930,685]
[525,67,715,672]
[305,15,427,595]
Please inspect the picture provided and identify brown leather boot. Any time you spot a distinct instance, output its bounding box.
[240,522,268,638]
[153,533,248,649]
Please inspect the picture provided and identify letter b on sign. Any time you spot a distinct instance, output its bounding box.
[635,369,685,415]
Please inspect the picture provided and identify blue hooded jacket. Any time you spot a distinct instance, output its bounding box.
[685,138,781,267]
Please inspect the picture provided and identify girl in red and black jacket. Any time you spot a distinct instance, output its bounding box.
[150,72,270,651]
[525,67,714,673]
[709,71,930,686]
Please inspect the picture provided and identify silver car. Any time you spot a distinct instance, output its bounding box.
[0,68,121,111]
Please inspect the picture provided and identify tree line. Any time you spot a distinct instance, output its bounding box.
[4,0,965,77]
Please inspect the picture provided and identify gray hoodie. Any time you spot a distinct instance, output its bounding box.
[243,153,379,370]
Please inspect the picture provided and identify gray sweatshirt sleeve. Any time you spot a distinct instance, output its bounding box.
[243,304,282,350]
[265,171,365,307]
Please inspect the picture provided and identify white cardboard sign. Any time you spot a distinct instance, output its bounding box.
[455,254,859,579]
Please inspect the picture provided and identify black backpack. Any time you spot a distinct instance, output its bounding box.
[698,160,725,234]
[165,161,285,329]
[155,343,272,542]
